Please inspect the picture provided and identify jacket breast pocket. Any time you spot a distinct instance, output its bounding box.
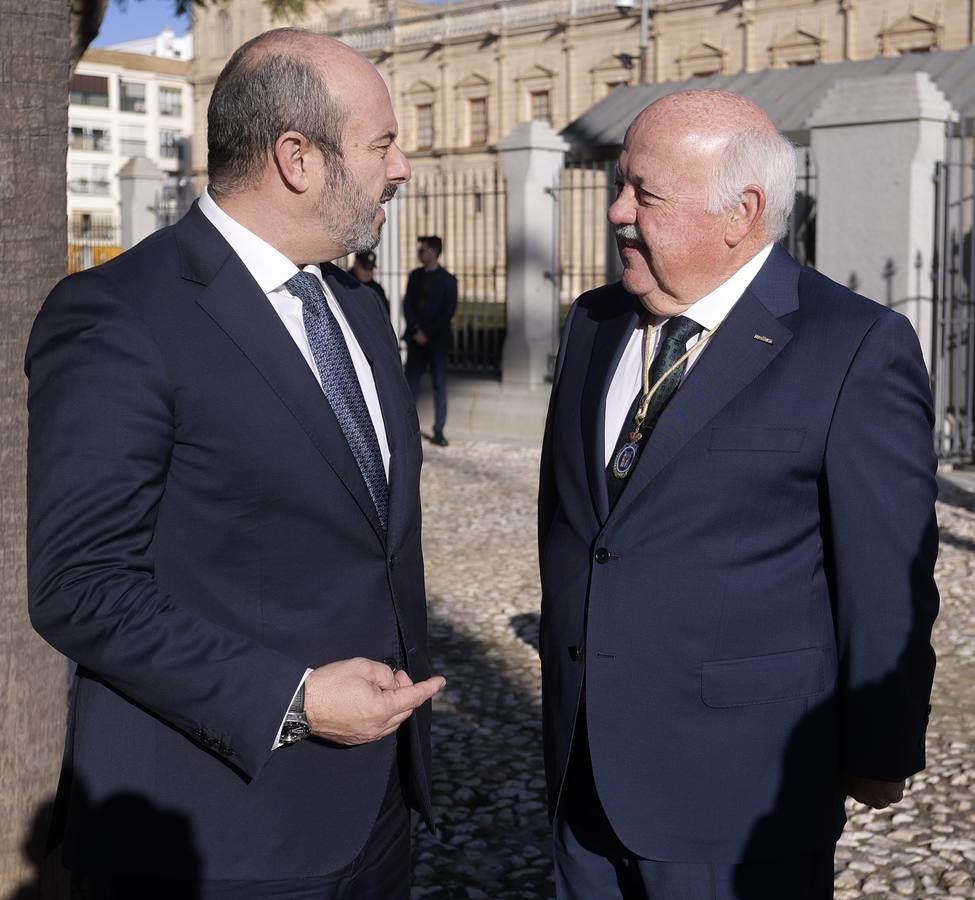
[708,426,805,452]
[701,646,826,708]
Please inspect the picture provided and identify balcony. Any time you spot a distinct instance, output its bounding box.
[68,179,111,195]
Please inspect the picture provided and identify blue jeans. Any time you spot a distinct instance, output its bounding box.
[405,342,448,433]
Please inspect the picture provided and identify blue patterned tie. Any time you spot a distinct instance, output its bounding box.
[287,271,388,531]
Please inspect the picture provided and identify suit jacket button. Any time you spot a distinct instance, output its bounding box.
[594,548,610,564]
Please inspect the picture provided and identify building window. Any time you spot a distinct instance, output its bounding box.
[416,104,434,150]
[119,125,147,157]
[68,162,111,195]
[68,73,109,107]
[159,129,182,160]
[119,81,146,113]
[469,97,488,147]
[159,86,183,117]
[530,90,552,124]
[69,124,110,152]
[218,9,233,56]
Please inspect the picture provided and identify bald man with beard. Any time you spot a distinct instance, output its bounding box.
[27,28,444,899]
[538,90,939,899]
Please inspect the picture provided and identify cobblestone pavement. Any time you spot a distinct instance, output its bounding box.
[411,440,975,899]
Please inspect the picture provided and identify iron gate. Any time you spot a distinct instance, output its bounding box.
[549,156,618,373]
[386,167,507,375]
[932,118,975,464]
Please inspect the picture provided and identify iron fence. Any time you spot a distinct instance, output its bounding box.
[932,117,975,464]
[549,156,617,372]
[786,145,817,268]
[384,167,507,374]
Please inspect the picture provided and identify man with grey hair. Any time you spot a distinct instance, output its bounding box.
[538,89,938,898]
[27,27,444,898]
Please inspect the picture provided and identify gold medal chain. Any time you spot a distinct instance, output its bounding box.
[631,319,724,435]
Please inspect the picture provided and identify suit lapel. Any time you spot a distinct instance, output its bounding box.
[580,294,640,524]
[610,247,800,522]
[177,209,385,541]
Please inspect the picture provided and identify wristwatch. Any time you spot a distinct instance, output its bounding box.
[279,683,311,745]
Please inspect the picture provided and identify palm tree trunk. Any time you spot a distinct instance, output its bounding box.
[0,0,72,894]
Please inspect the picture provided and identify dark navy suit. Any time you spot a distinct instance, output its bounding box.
[403,266,458,435]
[538,246,939,878]
[25,203,433,883]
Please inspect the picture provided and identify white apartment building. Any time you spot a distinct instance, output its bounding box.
[67,32,193,267]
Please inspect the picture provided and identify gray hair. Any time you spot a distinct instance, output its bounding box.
[207,28,349,196]
[705,127,797,241]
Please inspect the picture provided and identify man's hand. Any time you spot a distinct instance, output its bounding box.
[844,775,906,809]
[412,328,429,346]
[303,658,446,746]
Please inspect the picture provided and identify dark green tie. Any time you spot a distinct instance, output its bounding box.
[606,315,704,510]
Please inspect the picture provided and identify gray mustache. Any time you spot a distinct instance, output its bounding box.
[615,224,644,245]
[381,184,399,203]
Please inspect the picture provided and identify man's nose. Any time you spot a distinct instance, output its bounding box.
[388,144,411,184]
[608,191,635,226]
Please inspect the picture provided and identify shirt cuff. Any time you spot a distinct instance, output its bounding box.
[272,668,313,750]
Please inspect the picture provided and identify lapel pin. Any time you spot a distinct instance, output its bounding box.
[753,334,774,345]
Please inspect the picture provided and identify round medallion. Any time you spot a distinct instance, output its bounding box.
[612,442,639,479]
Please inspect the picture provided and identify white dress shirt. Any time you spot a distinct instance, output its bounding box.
[604,243,774,466]
[197,189,391,478]
[197,189,391,748]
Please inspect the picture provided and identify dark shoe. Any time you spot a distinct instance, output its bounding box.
[431,430,449,447]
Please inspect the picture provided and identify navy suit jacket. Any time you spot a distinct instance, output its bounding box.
[538,245,939,863]
[403,266,458,349]
[26,203,433,880]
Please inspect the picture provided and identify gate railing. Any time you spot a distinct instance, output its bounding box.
[386,167,507,375]
[932,118,975,464]
[549,156,617,372]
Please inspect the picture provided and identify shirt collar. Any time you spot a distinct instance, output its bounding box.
[662,242,775,332]
[198,188,316,294]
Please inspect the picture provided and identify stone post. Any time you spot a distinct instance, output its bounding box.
[808,72,955,370]
[118,155,165,250]
[498,120,569,388]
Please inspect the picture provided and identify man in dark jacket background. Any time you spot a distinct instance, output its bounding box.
[404,235,457,447]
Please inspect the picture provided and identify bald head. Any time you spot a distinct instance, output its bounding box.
[627,90,796,241]
[207,28,377,196]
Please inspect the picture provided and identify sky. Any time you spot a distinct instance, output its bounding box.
[92,0,450,46]
[92,0,190,47]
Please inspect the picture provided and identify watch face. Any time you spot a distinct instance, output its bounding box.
[281,721,311,744]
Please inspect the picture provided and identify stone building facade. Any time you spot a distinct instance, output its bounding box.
[189,0,975,181]
[187,0,975,377]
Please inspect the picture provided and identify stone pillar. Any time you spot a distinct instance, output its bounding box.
[808,72,955,369]
[498,121,568,389]
[118,156,165,250]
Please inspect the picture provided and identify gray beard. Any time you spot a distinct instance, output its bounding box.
[318,162,392,254]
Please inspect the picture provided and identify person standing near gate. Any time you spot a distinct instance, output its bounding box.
[538,89,939,899]
[27,27,445,898]
[351,249,390,313]
[404,235,457,447]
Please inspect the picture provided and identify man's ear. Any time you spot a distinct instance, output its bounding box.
[273,131,312,194]
[724,185,765,247]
